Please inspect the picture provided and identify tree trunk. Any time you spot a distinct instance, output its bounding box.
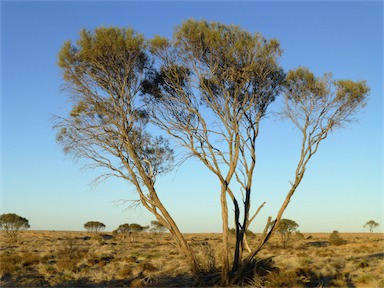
[125,139,201,274]
[220,184,230,286]
[232,198,242,273]
[150,190,201,274]
[231,216,273,284]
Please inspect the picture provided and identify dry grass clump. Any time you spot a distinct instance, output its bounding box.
[0,252,22,278]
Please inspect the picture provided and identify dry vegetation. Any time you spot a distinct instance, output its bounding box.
[0,231,383,287]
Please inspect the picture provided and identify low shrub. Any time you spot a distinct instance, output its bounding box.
[329,231,347,246]
[55,238,88,272]
[355,273,376,284]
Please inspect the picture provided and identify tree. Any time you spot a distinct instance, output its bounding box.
[113,223,131,239]
[55,27,200,273]
[84,221,105,234]
[55,22,369,285]
[129,223,146,233]
[116,223,131,233]
[150,220,167,233]
[272,219,299,248]
[124,223,146,242]
[364,220,379,233]
[233,67,368,283]
[145,19,284,284]
[0,213,30,239]
[145,21,368,283]
[148,220,167,244]
[116,223,131,234]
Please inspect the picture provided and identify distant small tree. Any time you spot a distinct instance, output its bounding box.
[129,223,145,233]
[150,220,167,233]
[84,221,105,235]
[128,223,147,242]
[113,223,131,239]
[117,223,131,233]
[149,220,167,243]
[0,213,30,239]
[364,220,379,233]
[272,218,299,248]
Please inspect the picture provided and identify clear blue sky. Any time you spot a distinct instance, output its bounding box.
[1,1,382,233]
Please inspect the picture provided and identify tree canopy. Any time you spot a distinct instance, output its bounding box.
[0,213,30,238]
[145,20,285,282]
[56,20,369,285]
[84,221,105,233]
[364,220,379,233]
[150,220,167,233]
[56,26,200,273]
[273,219,299,248]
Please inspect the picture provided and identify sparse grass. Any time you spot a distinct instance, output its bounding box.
[264,270,304,288]
[0,252,22,277]
[0,231,383,287]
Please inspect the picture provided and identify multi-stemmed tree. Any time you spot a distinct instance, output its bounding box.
[271,219,299,248]
[144,20,368,284]
[144,20,285,283]
[0,213,30,240]
[55,20,369,285]
[84,221,105,234]
[232,67,368,283]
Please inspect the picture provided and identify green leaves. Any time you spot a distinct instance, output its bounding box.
[335,79,369,103]
[149,35,169,54]
[146,19,285,124]
[283,67,369,133]
[364,220,379,233]
[0,213,30,230]
[284,67,329,102]
[285,67,369,107]
[84,221,105,233]
[0,213,30,239]
[58,26,149,100]
[75,27,145,62]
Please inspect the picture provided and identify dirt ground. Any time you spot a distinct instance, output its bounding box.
[0,230,383,287]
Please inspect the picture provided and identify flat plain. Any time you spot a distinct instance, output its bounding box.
[0,230,383,287]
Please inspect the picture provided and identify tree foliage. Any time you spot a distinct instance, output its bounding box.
[115,223,131,234]
[272,219,299,248]
[145,19,285,283]
[113,223,148,241]
[84,221,105,234]
[0,213,30,239]
[129,223,147,233]
[150,220,167,233]
[56,27,173,185]
[56,21,369,285]
[364,220,379,233]
[55,27,199,273]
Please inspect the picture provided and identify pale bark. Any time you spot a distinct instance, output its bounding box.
[56,28,200,274]
[232,68,368,282]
